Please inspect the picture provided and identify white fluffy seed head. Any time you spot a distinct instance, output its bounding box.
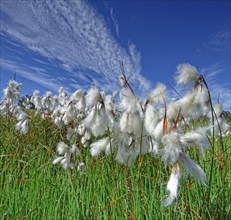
[83,107,97,129]
[144,103,159,135]
[180,126,209,156]
[148,83,166,104]
[89,106,110,137]
[120,88,138,113]
[161,132,180,165]
[116,144,139,165]
[15,119,29,134]
[90,137,110,157]
[120,112,142,136]
[52,156,63,165]
[66,127,75,141]
[45,91,52,97]
[161,164,181,207]
[4,80,22,101]
[212,103,223,118]
[14,108,28,121]
[175,63,200,85]
[179,153,206,185]
[70,89,84,102]
[175,92,196,117]
[56,141,69,155]
[153,119,164,140]
[86,87,101,107]
[167,101,180,120]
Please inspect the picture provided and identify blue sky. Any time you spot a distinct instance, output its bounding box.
[0,0,230,110]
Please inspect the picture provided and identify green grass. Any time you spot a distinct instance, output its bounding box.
[0,114,230,219]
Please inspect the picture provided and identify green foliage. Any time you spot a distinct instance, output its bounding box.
[0,115,230,219]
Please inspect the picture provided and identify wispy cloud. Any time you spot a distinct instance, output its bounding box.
[0,58,66,93]
[0,0,151,96]
[207,19,231,52]
[194,20,231,110]
[110,8,119,37]
[197,19,231,54]
[200,62,231,110]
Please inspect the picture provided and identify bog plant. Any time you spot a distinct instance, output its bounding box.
[0,63,230,208]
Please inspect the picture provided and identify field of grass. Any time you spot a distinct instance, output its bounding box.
[0,114,230,219]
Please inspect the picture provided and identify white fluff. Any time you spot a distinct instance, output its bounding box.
[31,90,42,110]
[58,87,68,106]
[15,119,29,134]
[116,143,139,165]
[213,116,230,136]
[66,127,75,141]
[60,153,73,169]
[90,137,110,156]
[76,96,86,112]
[53,143,79,170]
[105,138,115,155]
[161,164,181,207]
[120,88,138,113]
[4,80,22,102]
[70,89,84,102]
[193,85,209,106]
[120,112,142,136]
[148,83,166,103]
[180,127,209,156]
[144,103,159,135]
[179,153,206,185]
[161,132,181,165]
[149,138,159,155]
[63,105,76,125]
[119,112,129,133]
[212,103,223,118]
[175,63,200,85]
[14,109,28,121]
[86,87,101,107]
[153,119,164,140]
[83,107,97,129]
[77,162,85,171]
[91,106,110,137]
[175,92,195,116]
[129,112,142,137]
[167,101,180,120]
[56,141,69,155]
[52,156,64,165]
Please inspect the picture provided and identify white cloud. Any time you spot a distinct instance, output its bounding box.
[0,0,151,96]
[0,58,66,92]
[200,62,231,111]
[110,8,119,37]
[207,19,231,52]
[194,20,231,111]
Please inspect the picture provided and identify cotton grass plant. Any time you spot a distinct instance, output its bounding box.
[1,63,230,219]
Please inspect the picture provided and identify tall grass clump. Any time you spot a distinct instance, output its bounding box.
[0,63,230,219]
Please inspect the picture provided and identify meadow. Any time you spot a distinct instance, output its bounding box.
[1,64,231,219]
[0,112,230,219]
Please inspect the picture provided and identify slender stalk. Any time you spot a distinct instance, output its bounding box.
[201,76,215,205]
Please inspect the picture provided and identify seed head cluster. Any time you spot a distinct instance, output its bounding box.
[1,63,230,206]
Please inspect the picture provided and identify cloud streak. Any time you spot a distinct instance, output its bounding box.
[0,0,151,95]
[110,8,119,37]
[0,58,65,93]
[200,62,231,110]
[194,20,231,110]
[198,19,231,53]
[207,19,231,52]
